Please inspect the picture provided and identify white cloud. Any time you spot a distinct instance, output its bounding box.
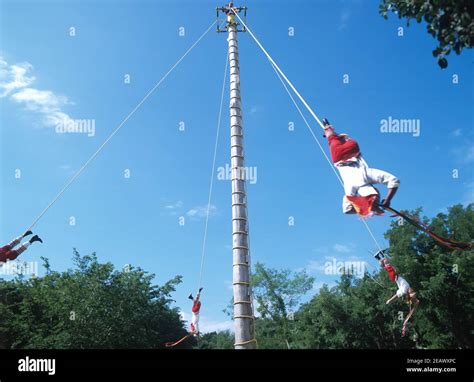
[0,59,35,97]
[186,204,218,220]
[164,200,183,209]
[452,128,461,137]
[0,57,73,128]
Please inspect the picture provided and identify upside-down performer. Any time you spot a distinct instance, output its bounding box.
[375,250,419,337]
[165,288,203,348]
[0,231,43,263]
[323,119,400,216]
[188,288,202,335]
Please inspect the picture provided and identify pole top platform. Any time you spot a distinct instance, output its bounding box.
[216,3,247,33]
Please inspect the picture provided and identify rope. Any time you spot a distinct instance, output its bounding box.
[26,19,218,231]
[231,9,324,129]
[197,51,229,291]
[234,338,258,347]
[269,62,385,254]
[269,63,344,188]
[232,9,386,253]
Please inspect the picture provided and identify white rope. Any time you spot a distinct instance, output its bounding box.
[231,9,325,130]
[197,52,229,291]
[269,62,344,188]
[232,10,385,253]
[26,19,218,231]
[269,62,385,253]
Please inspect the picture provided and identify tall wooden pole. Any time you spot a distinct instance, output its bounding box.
[225,9,256,349]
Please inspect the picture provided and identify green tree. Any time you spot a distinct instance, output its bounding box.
[0,250,190,349]
[196,330,234,349]
[251,262,314,349]
[383,204,474,348]
[295,204,473,349]
[379,0,474,68]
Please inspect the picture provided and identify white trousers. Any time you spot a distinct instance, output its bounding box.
[396,275,410,298]
[191,312,199,333]
[336,157,400,213]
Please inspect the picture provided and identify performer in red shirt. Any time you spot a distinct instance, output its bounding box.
[323,120,400,216]
[188,287,203,335]
[0,231,43,263]
[375,250,419,337]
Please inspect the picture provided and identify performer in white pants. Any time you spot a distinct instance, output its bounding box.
[375,250,419,337]
[188,288,203,335]
[323,122,400,216]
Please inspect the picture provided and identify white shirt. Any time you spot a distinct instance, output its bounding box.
[396,275,410,298]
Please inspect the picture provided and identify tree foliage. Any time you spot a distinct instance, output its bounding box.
[0,250,190,349]
[1,204,472,349]
[196,330,234,349]
[296,204,473,349]
[214,204,473,349]
[379,0,474,68]
[251,263,314,349]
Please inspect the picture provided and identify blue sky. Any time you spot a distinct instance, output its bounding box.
[1,0,472,332]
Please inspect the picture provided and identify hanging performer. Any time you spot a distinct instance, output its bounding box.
[0,231,43,263]
[165,288,203,348]
[374,250,419,337]
[188,287,203,335]
[323,119,400,216]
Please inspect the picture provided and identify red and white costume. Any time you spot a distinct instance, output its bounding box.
[327,134,400,216]
[0,236,30,263]
[190,299,201,334]
[383,262,410,298]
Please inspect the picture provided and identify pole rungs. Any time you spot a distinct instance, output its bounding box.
[233,245,249,250]
[232,219,248,224]
[233,281,250,286]
[233,300,252,305]
[233,262,249,267]
[234,339,258,347]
